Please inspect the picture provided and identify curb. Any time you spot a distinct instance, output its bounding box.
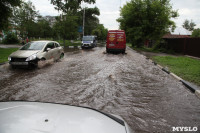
[195,90,200,99]
[148,59,200,99]
[66,46,80,48]
[170,73,182,81]
[0,62,8,66]
[180,80,197,93]
[162,68,170,74]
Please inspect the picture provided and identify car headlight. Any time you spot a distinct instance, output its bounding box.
[26,54,37,61]
[8,57,11,61]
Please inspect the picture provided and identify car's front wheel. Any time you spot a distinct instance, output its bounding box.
[60,53,64,59]
[10,65,16,69]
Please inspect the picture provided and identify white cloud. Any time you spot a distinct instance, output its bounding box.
[25,0,61,16]
[27,0,200,30]
[170,0,200,28]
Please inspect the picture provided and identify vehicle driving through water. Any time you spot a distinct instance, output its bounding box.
[81,36,97,48]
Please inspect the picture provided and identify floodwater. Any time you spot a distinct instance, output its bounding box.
[0,46,200,132]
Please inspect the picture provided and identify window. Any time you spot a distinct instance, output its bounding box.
[55,43,59,47]
[45,42,55,51]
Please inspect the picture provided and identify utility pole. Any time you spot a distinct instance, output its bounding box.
[83,2,85,37]
[119,0,121,30]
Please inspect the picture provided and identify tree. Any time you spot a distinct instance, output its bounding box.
[78,7,100,35]
[50,0,96,13]
[191,28,200,37]
[11,1,39,38]
[0,0,22,30]
[2,31,19,44]
[182,19,196,31]
[117,0,178,47]
[37,19,53,38]
[50,0,98,45]
[92,24,108,40]
[53,15,79,43]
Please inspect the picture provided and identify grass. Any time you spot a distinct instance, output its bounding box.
[126,44,159,53]
[153,56,200,86]
[0,48,18,63]
[133,46,159,53]
[57,40,82,46]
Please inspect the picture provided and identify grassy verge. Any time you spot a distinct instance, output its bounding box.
[0,48,18,63]
[153,56,200,86]
[127,44,159,53]
[133,46,159,53]
[58,40,81,47]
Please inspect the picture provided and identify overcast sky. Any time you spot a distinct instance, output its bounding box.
[28,0,200,30]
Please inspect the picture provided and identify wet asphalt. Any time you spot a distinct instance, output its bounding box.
[0,46,200,132]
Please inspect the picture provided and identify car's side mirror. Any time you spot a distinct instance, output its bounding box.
[46,48,51,52]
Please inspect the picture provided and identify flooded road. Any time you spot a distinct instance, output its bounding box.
[0,47,200,132]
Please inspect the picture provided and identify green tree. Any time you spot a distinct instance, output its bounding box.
[117,0,178,47]
[0,0,22,30]
[182,19,196,31]
[2,31,19,44]
[51,0,97,45]
[78,7,100,35]
[191,28,200,37]
[50,0,96,13]
[92,24,108,40]
[37,19,53,38]
[11,1,39,38]
[53,15,78,44]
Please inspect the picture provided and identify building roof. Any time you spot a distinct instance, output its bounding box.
[163,33,190,39]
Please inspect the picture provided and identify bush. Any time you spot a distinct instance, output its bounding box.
[152,40,175,54]
[2,32,19,44]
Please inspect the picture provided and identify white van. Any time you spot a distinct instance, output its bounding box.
[82,36,97,48]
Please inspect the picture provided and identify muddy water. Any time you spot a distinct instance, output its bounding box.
[0,47,200,132]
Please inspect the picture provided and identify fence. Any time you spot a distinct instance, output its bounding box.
[164,38,200,58]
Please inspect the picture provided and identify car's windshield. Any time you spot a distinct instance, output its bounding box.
[20,42,46,50]
[82,36,94,41]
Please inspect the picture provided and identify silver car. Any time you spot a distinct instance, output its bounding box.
[8,41,64,68]
[0,102,133,133]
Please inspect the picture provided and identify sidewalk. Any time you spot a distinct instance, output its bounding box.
[0,44,21,48]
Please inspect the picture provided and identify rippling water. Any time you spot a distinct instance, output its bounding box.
[0,47,199,132]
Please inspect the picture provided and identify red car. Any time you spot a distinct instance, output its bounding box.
[106,30,126,53]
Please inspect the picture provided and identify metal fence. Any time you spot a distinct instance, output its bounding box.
[164,38,200,58]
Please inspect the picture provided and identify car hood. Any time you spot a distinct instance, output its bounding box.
[0,102,128,133]
[9,50,40,58]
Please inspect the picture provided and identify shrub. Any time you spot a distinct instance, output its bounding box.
[2,32,19,44]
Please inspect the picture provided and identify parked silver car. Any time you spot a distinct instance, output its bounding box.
[8,41,64,68]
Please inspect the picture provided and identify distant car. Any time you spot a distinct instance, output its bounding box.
[8,41,64,68]
[0,102,133,133]
[82,36,97,48]
[106,30,126,53]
